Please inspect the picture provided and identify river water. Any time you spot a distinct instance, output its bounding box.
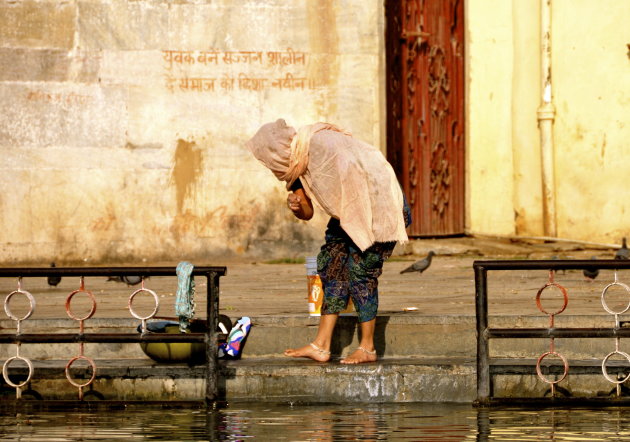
[2,402,630,441]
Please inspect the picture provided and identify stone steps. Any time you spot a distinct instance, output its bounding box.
[1,315,628,402]
[2,356,624,403]
[0,357,476,402]
[2,314,624,359]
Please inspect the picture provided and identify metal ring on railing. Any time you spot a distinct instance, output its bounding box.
[601,350,630,384]
[65,288,97,321]
[536,351,569,385]
[535,282,569,316]
[128,285,159,333]
[4,289,36,322]
[600,281,630,316]
[65,355,97,388]
[2,355,34,388]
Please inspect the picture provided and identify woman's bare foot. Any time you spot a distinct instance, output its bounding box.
[284,342,331,362]
[340,346,377,364]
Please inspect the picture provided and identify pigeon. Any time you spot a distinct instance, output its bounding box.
[107,275,144,286]
[47,262,62,287]
[400,251,435,275]
[583,256,599,281]
[122,275,143,286]
[615,237,629,260]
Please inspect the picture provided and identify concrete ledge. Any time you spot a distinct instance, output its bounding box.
[0,357,476,403]
[2,314,628,403]
[1,314,626,360]
[2,356,627,403]
[219,357,476,403]
[232,314,630,359]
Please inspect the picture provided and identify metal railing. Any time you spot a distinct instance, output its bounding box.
[0,266,226,405]
[475,259,630,406]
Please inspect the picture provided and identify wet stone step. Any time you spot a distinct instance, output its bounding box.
[1,357,627,403]
[0,357,476,403]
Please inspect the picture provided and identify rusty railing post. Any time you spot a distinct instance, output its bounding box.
[475,263,490,405]
[205,270,221,404]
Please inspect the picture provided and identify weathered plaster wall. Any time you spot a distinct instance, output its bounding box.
[466,0,629,244]
[466,0,517,236]
[510,0,543,237]
[552,0,630,244]
[0,0,386,264]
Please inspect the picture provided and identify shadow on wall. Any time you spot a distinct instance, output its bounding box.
[241,189,325,259]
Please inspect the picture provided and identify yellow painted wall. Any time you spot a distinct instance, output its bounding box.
[552,0,630,244]
[510,0,544,237]
[466,0,517,236]
[466,0,629,244]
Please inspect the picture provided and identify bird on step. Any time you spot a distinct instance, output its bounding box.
[47,262,61,287]
[122,275,143,286]
[583,256,599,282]
[400,251,435,275]
[107,275,144,286]
[615,237,629,260]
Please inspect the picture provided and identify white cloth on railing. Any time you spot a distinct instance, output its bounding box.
[175,261,195,332]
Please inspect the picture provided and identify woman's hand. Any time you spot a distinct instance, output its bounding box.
[287,193,302,212]
[287,188,314,220]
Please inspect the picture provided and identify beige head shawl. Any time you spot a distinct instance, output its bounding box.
[246,119,408,251]
[245,119,298,185]
[246,119,348,189]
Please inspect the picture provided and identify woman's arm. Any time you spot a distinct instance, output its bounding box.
[287,187,314,220]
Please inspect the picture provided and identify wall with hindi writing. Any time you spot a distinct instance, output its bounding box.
[0,0,387,264]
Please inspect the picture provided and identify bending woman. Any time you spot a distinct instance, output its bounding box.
[246,119,410,364]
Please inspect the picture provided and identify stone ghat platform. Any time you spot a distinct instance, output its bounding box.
[2,314,629,403]
[1,237,628,403]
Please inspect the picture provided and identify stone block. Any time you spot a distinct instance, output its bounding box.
[241,315,477,359]
[0,83,127,148]
[0,1,75,49]
[0,48,100,83]
[0,169,32,244]
[77,1,168,50]
[220,358,476,403]
[100,50,163,86]
[166,1,307,50]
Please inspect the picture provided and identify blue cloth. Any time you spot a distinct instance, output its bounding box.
[219,317,252,359]
[175,261,195,332]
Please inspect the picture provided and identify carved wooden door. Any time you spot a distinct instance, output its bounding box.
[386,0,465,236]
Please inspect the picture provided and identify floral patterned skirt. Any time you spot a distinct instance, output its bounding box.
[316,218,396,323]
